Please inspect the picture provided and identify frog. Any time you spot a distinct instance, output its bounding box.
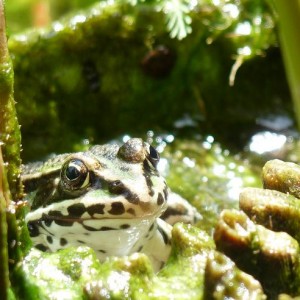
[23,138,200,271]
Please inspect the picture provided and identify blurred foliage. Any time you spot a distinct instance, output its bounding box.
[5,0,291,161]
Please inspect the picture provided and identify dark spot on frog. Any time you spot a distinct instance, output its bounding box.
[43,210,74,227]
[98,249,106,253]
[142,161,155,196]
[82,224,100,231]
[141,45,176,78]
[26,171,61,210]
[82,224,116,231]
[55,219,74,227]
[127,208,136,216]
[142,159,152,174]
[60,238,68,246]
[48,210,64,218]
[108,202,125,215]
[99,227,116,231]
[149,223,155,232]
[160,207,186,222]
[158,225,170,245]
[137,246,143,252]
[86,203,105,216]
[27,221,40,237]
[47,236,53,244]
[125,192,140,205]
[22,167,58,194]
[36,244,49,252]
[163,185,168,199]
[77,240,85,244]
[120,224,130,229]
[157,193,164,205]
[67,203,86,217]
[108,180,140,204]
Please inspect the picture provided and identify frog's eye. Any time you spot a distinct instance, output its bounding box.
[61,159,90,190]
[148,145,160,167]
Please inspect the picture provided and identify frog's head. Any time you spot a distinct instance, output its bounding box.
[24,138,169,231]
[23,138,168,246]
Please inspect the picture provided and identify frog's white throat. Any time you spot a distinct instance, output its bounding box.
[28,216,163,257]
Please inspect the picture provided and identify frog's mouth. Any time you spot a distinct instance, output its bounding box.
[27,213,155,238]
[29,214,143,225]
[27,210,157,230]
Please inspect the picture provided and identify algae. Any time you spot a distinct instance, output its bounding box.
[18,223,265,300]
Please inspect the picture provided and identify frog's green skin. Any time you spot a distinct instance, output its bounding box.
[23,138,199,271]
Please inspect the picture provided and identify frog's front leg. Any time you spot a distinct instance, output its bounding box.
[141,193,200,271]
[140,218,172,272]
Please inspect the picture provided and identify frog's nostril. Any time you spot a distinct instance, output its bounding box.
[108,180,126,195]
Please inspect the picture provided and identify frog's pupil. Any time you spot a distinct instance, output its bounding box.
[66,162,81,181]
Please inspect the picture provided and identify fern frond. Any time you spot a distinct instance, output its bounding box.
[161,0,192,40]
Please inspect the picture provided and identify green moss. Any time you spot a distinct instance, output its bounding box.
[18,224,264,299]
[203,251,265,299]
[240,187,300,245]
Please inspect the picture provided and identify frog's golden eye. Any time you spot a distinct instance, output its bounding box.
[148,145,160,167]
[61,159,90,190]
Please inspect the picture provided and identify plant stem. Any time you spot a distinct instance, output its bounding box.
[272,0,300,129]
[0,0,11,297]
[0,147,9,300]
[0,0,7,63]
[0,0,22,201]
[0,0,25,297]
